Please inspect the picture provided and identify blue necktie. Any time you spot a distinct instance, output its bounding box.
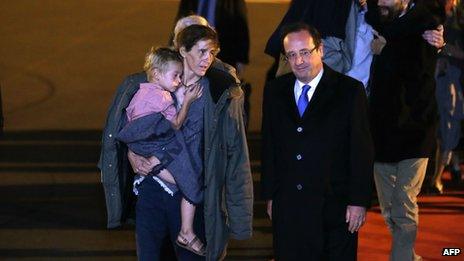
[297,85,311,117]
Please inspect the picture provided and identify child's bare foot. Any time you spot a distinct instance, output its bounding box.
[176,232,206,256]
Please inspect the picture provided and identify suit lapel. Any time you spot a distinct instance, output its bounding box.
[301,65,336,120]
[280,74,301,122]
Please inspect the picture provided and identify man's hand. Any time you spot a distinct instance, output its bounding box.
[371,30,387,55]
[266,200,273,220]
[127,150,160,176]
[422,25,445,48]
[346,205,366,233]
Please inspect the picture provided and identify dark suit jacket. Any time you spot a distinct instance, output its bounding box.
[261,65,374,259]
[176,0,250,66]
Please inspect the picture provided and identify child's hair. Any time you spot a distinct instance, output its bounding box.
[144,46,182,82]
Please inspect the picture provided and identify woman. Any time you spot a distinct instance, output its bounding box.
[430,0,464,193]
[99,24,252,261]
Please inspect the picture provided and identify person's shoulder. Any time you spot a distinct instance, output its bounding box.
[124,72,147,84]
[268,73,295,88]
[323,66,364,94]
[117,72,147,94]
[207,63,237,86]
[406,2,439,27]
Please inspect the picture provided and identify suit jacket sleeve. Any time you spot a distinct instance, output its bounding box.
[348,83,374,207]
[260,81,277,200]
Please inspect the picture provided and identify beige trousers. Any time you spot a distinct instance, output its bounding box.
[374,158,428,261]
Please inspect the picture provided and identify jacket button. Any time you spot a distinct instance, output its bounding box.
[108,134,112,138]
[296,184,303,190]
[108,164,112,168]
[297,127,303,133]
[296,154,302,160]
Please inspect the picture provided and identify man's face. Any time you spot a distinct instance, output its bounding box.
[378,0,406,23]
[283,30,323,83]
[182,39,218,77]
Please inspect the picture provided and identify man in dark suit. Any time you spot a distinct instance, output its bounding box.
[261,23,374,260]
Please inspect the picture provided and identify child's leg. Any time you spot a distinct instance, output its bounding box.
[180,198,195,236]
[177,198,205,254]
[157,169,176,184]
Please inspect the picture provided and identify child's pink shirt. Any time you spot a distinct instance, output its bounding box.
[126,83,177,122]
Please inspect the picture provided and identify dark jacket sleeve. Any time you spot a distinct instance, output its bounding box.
[348,82,374,207]
[98,72,146,228]
[224,86,254,240]
[260,81,277,200]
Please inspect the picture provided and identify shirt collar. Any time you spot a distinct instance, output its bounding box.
[399,2,415,18]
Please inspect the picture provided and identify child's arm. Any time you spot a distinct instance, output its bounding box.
[171,84,202,130]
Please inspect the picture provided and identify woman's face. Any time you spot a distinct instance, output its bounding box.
[182,39,218,77]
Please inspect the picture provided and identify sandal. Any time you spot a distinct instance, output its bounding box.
[176,234,206,256]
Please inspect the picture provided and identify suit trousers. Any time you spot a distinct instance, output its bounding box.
[374,158,428,261]
[272,195,358,261]
[136,177,205,261]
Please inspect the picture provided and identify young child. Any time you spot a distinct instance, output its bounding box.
[117,46,206,256]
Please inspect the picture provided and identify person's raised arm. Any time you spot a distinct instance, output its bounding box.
[171,84,202,130]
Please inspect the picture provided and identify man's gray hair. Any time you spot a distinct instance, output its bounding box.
[173,15,209,48]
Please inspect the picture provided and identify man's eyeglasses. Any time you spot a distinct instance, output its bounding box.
[284,46,319,62]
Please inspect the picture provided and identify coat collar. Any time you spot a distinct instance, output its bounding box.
[282,64,337,122]
[205,66,238,103]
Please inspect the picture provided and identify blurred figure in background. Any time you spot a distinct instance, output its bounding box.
[175,0,250,77]
[430,0,464,194]
[264,0,356,79]
[174,0,252,127]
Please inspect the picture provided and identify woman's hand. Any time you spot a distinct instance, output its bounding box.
[127,150,160,175]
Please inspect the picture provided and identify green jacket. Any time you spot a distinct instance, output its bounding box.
[98,65,253,260]
[202,67,253,260]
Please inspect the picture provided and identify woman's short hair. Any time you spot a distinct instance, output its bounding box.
[143,46,182,81]
[175,24,219,52]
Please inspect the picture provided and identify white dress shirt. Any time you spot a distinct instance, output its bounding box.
[346,10,373,89]
[294,68,324,104]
